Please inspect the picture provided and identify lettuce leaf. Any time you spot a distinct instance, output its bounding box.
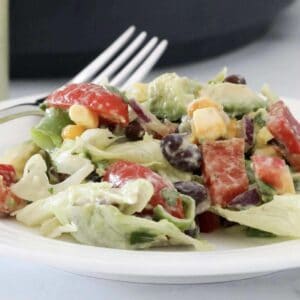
[49,129,191,182]
[153,189,196,231]
[84,134,192,182]
[212,195,300,237]
[11,154,94,201]
[70,205,210,250]
[16,179,154,228]
[208,67,228,84]
[31,108,73,150]
[16,180,211,250]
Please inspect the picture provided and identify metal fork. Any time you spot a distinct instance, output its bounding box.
[0,26,168,123]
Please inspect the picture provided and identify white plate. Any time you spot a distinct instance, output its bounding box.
[0,95,299,284]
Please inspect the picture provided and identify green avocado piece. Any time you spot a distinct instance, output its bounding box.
[200,82,267,117]
[147,73,201,121]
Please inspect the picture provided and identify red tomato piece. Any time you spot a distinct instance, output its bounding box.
[286,153,300,171]
[46,83,129,125]
[251,154,295,194]
[0,164,25,215]
[267,101,300,170]
[196,212,220,233]
[202,138,249,207]
[0,164,16,186]
[103,161,185,218]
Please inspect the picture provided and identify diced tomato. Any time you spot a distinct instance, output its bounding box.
[251,154,295,194]
[46,83,129,125]
[0,164,16,186]
[0,164,25,215]
[103,161,185,218]
[267,101,300,170]
[286,153,300,171]
[202,138,249,207]
[196,212,220,233]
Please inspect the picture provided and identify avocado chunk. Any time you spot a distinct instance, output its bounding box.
[200,82,267,117]
[147,73,201,121]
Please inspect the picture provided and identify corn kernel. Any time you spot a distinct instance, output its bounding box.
[254,146,280,157]
[69,104,99,129]
[226,119,239,138]
[192,107,227,142]
[62,125,86,140]
[256,126,274,148]
[187,98,221,117]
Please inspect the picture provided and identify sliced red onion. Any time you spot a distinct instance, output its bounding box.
[227,188,261,210]
[128,99,175,137]
[242,116,254,151]
[128,99,151,122]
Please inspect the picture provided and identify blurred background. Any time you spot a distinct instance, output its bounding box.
[5,0,300,98]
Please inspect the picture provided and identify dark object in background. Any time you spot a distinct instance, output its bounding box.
[10,0,293,78]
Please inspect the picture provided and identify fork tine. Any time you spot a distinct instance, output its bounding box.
[110,37,158,87]
[69,26,136,84]
[120,40,168,90]
[91,31,147,84]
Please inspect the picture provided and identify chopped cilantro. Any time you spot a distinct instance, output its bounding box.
[245,227,276,238]
[130,230,156,245]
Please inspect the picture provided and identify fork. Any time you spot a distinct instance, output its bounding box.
[0,26,168,123]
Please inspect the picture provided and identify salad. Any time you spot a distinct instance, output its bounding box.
[1,68,300,250]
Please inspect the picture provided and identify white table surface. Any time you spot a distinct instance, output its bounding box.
[3,1,300,299]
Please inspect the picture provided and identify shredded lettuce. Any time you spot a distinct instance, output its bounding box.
[212,195,300,237]
[16,179,154,230]
[15,180,210,250]
[70,205,210,250]
[261,84,279,105]
[11,154,94,201]
[31,108,73,150]
[153,189,196,231]
[208,67,228,84]
[88,137,191,181]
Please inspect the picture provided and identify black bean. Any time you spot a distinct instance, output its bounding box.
[86,171,101,182]
[174,181,207,205]
[161,134,202,172]
[224,74,246,85]
[125,119,145,141]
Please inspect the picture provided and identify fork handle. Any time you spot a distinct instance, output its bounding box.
[0,103,44,124]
